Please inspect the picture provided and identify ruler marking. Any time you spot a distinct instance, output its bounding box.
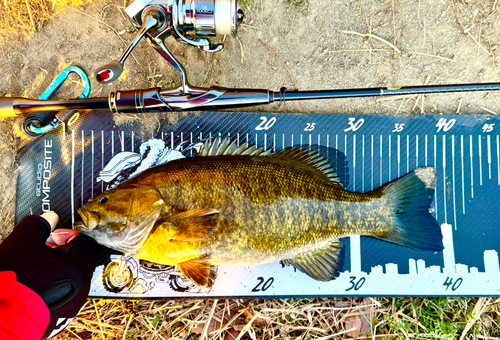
[380,135,383,185]
[121,131,125,152]
[190,132,193,156]
[434,135,438,219]
[452,135,457,229]
[397,135,400,178]
[91,131,94,198]
[389,135,392,181]
[461,135,465,214]
[470,135,474,198]
[71,131,75,226]
[264,133,267,151]
[407,135,409,174]
[326,134,329,150]
[425,135,428,167]
[291,134,294,147]
[488,135,491,179]
[309,134,312,146]
[371,135,374,191]
[353,135,356,190]
[274,134,276,151]
[132,131,134,152]
[443,135,449,219]
[81,130,84,207]
[416,135,419,168]
[336,135,338,150]
[345,135,348,189]
[479,135,483,185]
[171,132,174,149]
[362,135,365,192]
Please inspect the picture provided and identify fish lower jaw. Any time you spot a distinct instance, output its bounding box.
[73,221,87,231]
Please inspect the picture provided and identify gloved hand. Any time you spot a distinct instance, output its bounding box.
[0,212,114,339]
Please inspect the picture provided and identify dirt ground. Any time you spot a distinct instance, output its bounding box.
[1,0,500,238]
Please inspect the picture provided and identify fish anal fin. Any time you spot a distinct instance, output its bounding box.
[177,259,213,288]
[159,208,220,241]
[283,240,345,281]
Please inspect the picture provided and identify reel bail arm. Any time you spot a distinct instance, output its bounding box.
[95,0,243,86]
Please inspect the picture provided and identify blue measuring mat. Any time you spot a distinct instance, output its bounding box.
[15,110,500,297]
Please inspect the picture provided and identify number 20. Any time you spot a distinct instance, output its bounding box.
[255,117,277,130]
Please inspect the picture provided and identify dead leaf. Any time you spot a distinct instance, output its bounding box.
[243,309,267,328]
[345,315,362,339]
[223,328,240,340]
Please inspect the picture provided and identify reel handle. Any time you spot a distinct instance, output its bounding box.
[95,60,124,84]
[95,7,165,84]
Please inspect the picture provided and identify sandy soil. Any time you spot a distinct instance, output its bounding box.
[0,0,499,238]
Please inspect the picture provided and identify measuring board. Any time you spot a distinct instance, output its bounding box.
[15,110,500,297]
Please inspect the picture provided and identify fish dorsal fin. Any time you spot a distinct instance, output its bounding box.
[198,139,349,187]
[157,208,220,241]
[177,258,213,288]
[198,138,272,157]
[271,145,349,187]
[282,239,345,281]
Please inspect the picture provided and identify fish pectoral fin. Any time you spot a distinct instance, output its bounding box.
[159,208,220,241]
[283,240,346,281]
[177,258,213,288]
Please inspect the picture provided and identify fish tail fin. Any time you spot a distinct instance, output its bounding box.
[375,167,444,251]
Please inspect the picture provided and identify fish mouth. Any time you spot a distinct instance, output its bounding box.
[76,207,99,231]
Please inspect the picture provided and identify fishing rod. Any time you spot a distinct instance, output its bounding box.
[3,82,500,118]
[3,0,500,135]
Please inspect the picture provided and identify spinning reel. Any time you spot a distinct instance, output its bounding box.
[95,0,244,91]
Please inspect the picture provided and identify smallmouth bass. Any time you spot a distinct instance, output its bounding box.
[75,138,443,288]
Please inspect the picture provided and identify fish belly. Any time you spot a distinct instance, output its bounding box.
[199,198,392,267]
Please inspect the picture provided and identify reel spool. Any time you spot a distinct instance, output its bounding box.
[95,0,244,85]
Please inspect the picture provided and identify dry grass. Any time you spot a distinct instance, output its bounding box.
[51,297,500,339]
[0,0,86,44]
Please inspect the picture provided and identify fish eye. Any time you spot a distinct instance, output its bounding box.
[99,196,108,204]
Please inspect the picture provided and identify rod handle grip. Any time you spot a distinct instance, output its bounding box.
[0,98,15,118]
